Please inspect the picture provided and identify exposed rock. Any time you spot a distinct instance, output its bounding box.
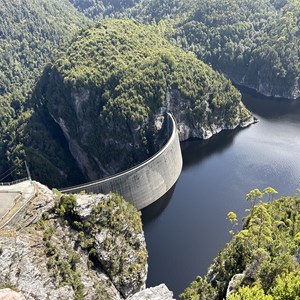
[74,193,148,298]
[166,89,255,142]
[226,274,244,298]
[127,284,175,300]
[0,183,150,300]
[0,289,26,300]
[75,193,107,219]
[294,248,300,264]
[94,228,147,298]
[243,250,267,285]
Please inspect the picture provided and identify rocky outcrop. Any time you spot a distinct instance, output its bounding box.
[0,289,26,300]
[0,183,155,300]
[127,284,175,300]
[75,194,148,298]
[236,78,300,101]
[0,183,123,300]
[226,274,244,298]
[164,89,255,142]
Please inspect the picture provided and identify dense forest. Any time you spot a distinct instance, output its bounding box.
[66,0,300,99]
[0,0,88,185]
[180,189,300,299]
[170,0,300,99]
[0,0,251,186]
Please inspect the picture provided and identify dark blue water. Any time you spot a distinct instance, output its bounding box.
[142,90,300,298]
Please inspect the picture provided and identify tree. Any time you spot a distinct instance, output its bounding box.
[228,285,273,300]
[263,187,278,201]
[227,211,238,235]
[246,188,264,208]
[249,205,273,249]
[179,276,214,300]
[271,270,300,300]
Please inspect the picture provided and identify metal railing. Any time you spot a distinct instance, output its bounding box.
[0,177,29,186]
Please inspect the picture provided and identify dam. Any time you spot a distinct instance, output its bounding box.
[61,113,183,210]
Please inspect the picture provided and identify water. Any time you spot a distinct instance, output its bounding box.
[142,90,300,298]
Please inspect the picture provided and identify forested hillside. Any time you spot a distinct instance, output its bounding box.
[31,19,251,184]
[171,0,300,99]
[68,0,140,20]
[180,190,300,299]
[66,0,300,99]
[0,0,88,185]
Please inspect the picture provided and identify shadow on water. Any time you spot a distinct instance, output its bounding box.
[142,127,244,223]
[181,127,243,171]
[142,184,176,224]
[238,85,300,121]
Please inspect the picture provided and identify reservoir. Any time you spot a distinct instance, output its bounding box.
[142,89,300,297]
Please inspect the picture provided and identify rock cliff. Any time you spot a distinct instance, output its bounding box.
[0,183,172,300]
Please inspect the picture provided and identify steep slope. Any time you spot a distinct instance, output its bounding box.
[180,190,300,299]
[0,183,149,299]
[32,19,252,182]
[0,0,88,184]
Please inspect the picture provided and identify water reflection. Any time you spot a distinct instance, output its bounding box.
[240,86,300,121]
[181,129,242,171]
[142,185,176,223]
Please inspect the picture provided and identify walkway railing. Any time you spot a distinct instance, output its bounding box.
[0,177,29,186]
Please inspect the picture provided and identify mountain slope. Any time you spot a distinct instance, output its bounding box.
[30,19,252,184]
[66,0,300,99]
[171,0,300,99]
[0,0,88,184]
[180,191,300,299]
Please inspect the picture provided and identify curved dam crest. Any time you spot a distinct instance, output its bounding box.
[60,113,183,210]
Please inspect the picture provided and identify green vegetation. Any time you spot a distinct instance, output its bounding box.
[0,0,88,185]
[168,0,300,99]
[35,19,249,182]
[180,189,300,299]
[65,0,300,99]
[229,271,300,300]
[68,0,140,20]
[38,215,85,300]
[0,10,250,186]
[55,193,147,296]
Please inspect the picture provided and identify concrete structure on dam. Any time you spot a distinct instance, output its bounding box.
[61,113,183,210]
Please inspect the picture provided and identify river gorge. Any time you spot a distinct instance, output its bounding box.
[142,89,300,297]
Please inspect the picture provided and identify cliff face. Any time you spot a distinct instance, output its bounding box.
[164,89,255,141]
[0,183,153,299]
[32,19,253,184]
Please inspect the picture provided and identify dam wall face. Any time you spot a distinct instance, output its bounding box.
[61,113,183,210]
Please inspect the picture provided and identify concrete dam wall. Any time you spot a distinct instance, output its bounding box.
[61,113,183,210]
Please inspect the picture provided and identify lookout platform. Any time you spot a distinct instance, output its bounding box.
[0,180,36,228]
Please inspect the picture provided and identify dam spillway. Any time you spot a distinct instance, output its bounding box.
[60,113,183,210]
